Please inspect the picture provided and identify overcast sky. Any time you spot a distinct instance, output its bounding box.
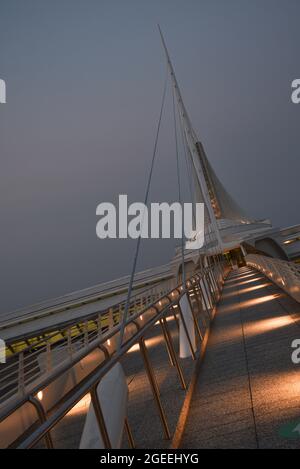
[1,0,300,313]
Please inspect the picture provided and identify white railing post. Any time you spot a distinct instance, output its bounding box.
[179,293,196,359]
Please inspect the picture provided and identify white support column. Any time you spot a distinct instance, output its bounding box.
[179,293,196,358]
[80,363,128,449]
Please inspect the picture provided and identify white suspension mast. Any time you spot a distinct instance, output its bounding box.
[158,25,223,252]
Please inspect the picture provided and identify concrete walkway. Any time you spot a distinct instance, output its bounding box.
[181,266,300,449]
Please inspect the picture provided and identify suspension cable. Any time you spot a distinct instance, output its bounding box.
[117,69,168,351]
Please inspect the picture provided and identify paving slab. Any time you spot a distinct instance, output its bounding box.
[181,266,300,449]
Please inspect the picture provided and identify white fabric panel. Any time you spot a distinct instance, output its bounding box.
[79,363,128,449]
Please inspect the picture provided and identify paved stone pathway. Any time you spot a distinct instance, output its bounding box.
[181,267,300,449]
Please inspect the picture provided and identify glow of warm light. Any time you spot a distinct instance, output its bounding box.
[223,276,263,290]
[37,391,43,401]
[107,339,111,346]
[246,315,293,336]
[128,336,164,353]
[225,273,258,284]
[241,283,272,293]
[128,343,140,353]
[283,239,293,245]
[67,394,91,417]
[240,293,283,309]
[155,315,175,326]
[235,277,264,287]
[219,314,293,342]
[221,293,283,315]
[140,315,143,321]
[222,283,271,299]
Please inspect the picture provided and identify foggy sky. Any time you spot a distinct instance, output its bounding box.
[1,0,300,313]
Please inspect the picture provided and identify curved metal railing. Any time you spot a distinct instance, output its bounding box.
[246,254,300,302]
[0,259,228,449]
[0,279,175,406]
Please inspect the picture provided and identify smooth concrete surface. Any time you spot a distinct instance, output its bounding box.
[181,267,300,449]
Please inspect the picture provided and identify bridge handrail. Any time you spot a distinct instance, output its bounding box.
[0,278,176,406]
[0,270,174,340]
[0,265,218,415]
[4,278,175,355]
[246,254,300,303]
[0,261,227,448]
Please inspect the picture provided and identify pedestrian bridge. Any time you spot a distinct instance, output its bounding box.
[180,265,300,449]
[1,29,300,449]
[1,256,300,449]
